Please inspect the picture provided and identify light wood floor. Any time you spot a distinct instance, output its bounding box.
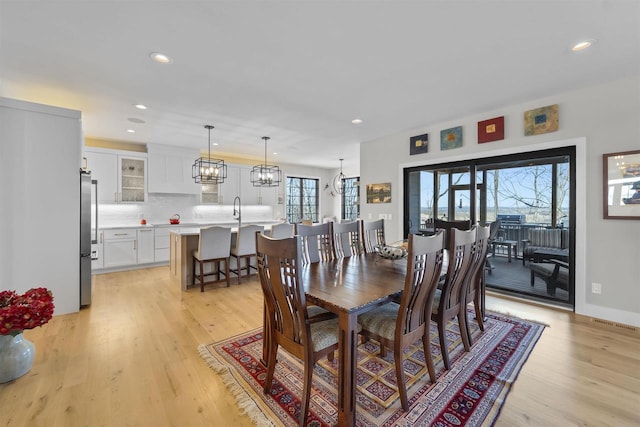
[1,266,638,426]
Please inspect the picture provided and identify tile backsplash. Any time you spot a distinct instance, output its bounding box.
[98,193,274,227]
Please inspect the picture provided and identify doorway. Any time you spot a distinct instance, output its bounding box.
[403,147,575,308]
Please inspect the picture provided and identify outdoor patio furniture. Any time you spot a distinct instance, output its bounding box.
[529,259,569,296]
[521,228,569,265]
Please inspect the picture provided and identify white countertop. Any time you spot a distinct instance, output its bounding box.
[99,220,281,230]
[169,224,274,236]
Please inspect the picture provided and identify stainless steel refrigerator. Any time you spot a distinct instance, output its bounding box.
[80,170,98,306]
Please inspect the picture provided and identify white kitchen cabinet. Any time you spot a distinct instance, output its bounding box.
[120,156,146,202]
[239,166,260,204]
[238,165,278,205]
[103,229,137,268]
[84,148,147,203]
[85,151,118,203]
[154,227,170,262]
[148,144,200,195]
[256,184,278,206]
[137,228,155,264]
[219,165,240,205]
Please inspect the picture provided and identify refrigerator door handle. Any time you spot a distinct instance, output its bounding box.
[91,179,98,244]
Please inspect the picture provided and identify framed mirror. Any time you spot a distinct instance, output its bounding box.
[603,149,640,219]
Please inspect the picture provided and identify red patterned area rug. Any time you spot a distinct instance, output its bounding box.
[199,312,544,427]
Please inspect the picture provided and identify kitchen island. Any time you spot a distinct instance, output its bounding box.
[169,224,276,291]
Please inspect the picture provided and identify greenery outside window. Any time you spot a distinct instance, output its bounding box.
[342,177,360,221]
[286,177,319,223]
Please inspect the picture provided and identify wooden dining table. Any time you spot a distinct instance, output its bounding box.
[302,253,408,427]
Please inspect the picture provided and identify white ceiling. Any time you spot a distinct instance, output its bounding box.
[1,1,639,172]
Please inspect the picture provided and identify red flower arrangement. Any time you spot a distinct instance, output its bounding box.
[0,287,55,336]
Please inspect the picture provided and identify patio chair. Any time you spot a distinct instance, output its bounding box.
[530,259,569,296]
[522,228,568,265]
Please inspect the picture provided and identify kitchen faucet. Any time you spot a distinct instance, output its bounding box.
[233,196,242,228]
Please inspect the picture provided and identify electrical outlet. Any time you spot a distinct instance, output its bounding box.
[388,214,392,220]
[592,282,602,294]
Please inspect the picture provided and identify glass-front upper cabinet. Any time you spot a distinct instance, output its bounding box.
[120,156,146,202]
[84,148,147,203]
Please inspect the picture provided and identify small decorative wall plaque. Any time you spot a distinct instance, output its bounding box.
[410,133,429,155]
[440,126,463,150]
[477,116,504,143]
[524,104,558,136]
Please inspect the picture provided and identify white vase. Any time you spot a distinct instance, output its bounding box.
[0,332,35,383]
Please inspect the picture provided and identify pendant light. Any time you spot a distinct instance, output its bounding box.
[250,136,282,187]
[192,125,227,184]
[333,158,346,195]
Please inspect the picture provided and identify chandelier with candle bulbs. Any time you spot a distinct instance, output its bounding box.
[192,125,227,184]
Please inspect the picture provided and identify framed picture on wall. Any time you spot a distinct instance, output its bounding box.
[410,133,429,155]
[366,183,391,203]
[477,116,504,143]
[603,149,640,219]
[440,126,463,150]
[524,104,558,136]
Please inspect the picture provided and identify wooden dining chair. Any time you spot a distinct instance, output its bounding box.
[425,218,472,249]
[230,224,264,284]
[256,233,340,427]
[192,226,232,291]
[431,226,476,370]
[463,224,490,345]
[358,231,445,411]
[295,222,336,263]
[361,218,385,253]
[332,220,362,258]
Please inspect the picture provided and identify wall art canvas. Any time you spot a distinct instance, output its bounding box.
[477,116,504,143]
[366,183,391,204]
[410,133,429,155]
[440,126,463,150]
[524,104,558,136]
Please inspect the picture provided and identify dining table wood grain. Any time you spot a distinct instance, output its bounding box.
[302,253,407,427]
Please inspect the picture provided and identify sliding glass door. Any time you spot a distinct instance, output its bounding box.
[404,147,575,307]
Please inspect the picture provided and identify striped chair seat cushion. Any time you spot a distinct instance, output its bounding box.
[529,229,562,248]
[357,303,401,341]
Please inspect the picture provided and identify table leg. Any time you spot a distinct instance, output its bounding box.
[507,243,512,263]
[337,312,358,427]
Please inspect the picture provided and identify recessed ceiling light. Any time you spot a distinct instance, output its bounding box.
[273,152,278,155]
[127,129,136,133]
[134,104,147,110]
[352,118,363,124]
[212,142,219,146]
[128,117,145,124]
[571,39,596,52]
[149,52,173,64]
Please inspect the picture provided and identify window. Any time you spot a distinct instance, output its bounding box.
[341,177,360,221]
[286,177,319,224]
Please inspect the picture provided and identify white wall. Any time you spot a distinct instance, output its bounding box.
[360,75,640,327]
[0,98,82,315]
